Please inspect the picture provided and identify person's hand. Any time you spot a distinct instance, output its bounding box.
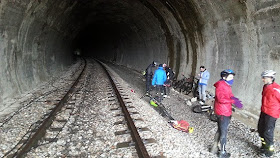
[197,73,201,77]
[231,96,243,109]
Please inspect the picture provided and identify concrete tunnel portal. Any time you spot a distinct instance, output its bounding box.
[1,0,280,131]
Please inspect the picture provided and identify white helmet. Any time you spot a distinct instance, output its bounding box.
[261,70,276,78]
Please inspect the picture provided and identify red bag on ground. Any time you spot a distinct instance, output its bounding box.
[169,120,190,133]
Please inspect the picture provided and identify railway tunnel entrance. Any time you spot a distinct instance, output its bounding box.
[1,0,280,142]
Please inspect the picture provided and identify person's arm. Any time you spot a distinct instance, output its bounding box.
[216,87,234,104]
[202,71,210,80]
[152,71,157,85]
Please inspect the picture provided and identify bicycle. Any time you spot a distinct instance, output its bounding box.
[140,93,174,120]
[172,75,188,91]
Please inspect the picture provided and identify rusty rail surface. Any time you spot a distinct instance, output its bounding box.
[10,58,87,158]
[98,60,150,158]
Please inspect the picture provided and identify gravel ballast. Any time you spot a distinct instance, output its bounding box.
[0,59,279,158]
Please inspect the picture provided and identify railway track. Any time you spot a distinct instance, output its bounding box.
[98,60,156,158]
[1,59,156,157]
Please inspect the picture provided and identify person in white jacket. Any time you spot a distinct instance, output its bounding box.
[198,66,210,104]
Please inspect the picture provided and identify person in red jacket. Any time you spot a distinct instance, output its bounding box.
[210,69,237,158]
[258,70,280,157]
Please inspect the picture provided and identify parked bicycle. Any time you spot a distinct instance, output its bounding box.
[172,75,199,97]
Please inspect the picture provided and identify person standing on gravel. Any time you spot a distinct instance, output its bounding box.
[197,66,210,105]
[145,61,158,95]
[210,69,240,158]
[163,64,174,98]
[258,70,280,157]
[152,64,167,99]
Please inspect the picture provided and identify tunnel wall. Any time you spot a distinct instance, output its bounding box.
[121,0,280,127]
[192,0,280,117]
[0,1,76,104]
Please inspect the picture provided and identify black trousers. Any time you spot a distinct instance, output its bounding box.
[146,76,152,92]
[258,112,277,146]
[215,115,231,152]
[156,85,164,94]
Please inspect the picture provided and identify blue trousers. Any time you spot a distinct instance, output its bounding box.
[198,84,207,101]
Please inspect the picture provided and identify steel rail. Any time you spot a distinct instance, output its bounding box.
[11,58,87,158]
[98,61,150,158]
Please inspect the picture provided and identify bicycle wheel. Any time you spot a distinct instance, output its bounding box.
[192,86,198,97]
[192,79,199,97]
[173,79,182,89]
[192,105,202,113]
[185,83,193,95]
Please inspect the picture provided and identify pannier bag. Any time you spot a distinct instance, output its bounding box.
[169,120,193,133]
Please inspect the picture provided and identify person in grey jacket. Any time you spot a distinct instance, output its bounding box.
[198,66,210,104]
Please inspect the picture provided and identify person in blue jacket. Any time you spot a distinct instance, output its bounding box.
[152,64,167,98]
[198,66,210,104]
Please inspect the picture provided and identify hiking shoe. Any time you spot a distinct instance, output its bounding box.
[264,145,274,157]
[264,151,273,157]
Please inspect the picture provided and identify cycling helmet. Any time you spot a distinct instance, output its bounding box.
[221,69,235,78]
[261,70,276,78]
[152,61,158,66]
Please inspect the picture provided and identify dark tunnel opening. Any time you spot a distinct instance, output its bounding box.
[75,22,132,60]
[72,0,173,67]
